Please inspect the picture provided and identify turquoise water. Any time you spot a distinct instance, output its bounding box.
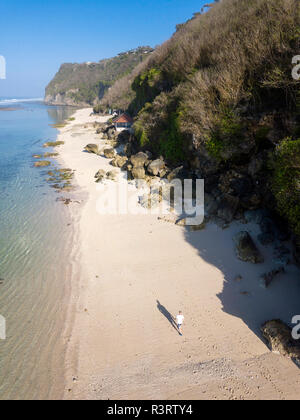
[0,100,76,399]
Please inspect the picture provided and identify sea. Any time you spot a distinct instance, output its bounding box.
[0,98,76,399]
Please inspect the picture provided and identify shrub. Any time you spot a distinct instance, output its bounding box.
[270,137,300,236]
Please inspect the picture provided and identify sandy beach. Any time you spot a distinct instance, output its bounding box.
[57,108,300,400]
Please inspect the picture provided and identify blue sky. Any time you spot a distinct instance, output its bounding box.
[0,0,208,98]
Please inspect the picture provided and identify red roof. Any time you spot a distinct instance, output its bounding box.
[113,113,133,124]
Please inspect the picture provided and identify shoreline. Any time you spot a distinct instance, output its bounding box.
[56,108,300,400]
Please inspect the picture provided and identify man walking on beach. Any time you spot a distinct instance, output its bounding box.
[176,311,184,335]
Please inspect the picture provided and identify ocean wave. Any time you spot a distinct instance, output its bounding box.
[0,98,43,105]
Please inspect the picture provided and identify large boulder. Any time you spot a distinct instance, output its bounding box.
[204,193,218,216]
[259,266,285,288]
[131,166,146,179]
[147,158,166,177]
[117,130,131,143]
[94,169,106,183]
[233,231,264,263]
[261,320,300,361]
[111,155,128,168]
[103,147,115,159]
[107,127,116,140]
[106,170,118,181]
[167,166,184,182]
[84,144,99,155]
[217,194,239,223]
[130,152,149,168]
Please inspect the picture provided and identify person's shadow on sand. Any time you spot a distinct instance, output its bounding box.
[156,300,180,335]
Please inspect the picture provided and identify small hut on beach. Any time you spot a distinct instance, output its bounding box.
[112,113,133,131]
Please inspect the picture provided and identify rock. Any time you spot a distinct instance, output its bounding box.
[219,171,253,197]
[103,147,115,159]
[111,155,128,168]
[145,150,153,160]
[43,141,64,148]
[94,169,106,183]
[233,231,264,263]
[130,152,149,168]
[44,152,59,158]
[94,169,106,179]
[33,154,42,159]
[261,320,300,361]
[84,144,99,155]
[248,156,264,177]
[217,194,239,223]
[131,166,146,179]
[117,130,131,143]
[107,127,116,140]
[240,192,262,210]
[204,193,218,216]
[167,166,184,182]
[147,158,165,177]
[189,223,206,232]
[56,197,72,205]
[259,266,285,288]
[244,209,269,224]
[273,244,290,266]
[158,214,178,224]
[139,192,160,209]
[124,142,136,157]
[257,232,274,246]
[210,216,230,230]
[106,170,118,181]
[34,160,51,167]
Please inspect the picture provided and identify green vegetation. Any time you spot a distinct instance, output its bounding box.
[157,111,185,164]
[270,138,300,236]
[101,0,299,151]
[45,47,154,106]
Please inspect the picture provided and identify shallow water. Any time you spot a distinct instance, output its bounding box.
[0,101,76,399]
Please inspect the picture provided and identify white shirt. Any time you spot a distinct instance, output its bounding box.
[176,314,184,325]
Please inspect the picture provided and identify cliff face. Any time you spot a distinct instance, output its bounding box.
[99,0,300,244]
[44,47,154,107]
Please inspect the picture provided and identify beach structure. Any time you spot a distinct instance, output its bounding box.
[112,113,133,131]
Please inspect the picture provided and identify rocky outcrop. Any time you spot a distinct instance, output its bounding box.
[130,152,149,168]
[131,166,146,179]
[34,160,51,167]
[217,194,239,223]
[233,231,264,263]
[261,320,300,361]
[147,158,166,177]
[84,144,99,155]
[260,266,285,288]
[111,155,128,168]
[103,147,115,159]
[94,169,118,182]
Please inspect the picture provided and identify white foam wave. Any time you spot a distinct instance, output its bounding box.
[0,98,43,105]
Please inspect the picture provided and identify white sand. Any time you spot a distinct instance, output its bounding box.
[58,108,300,400]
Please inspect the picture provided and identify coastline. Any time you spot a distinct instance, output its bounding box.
[57,108,300,400]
